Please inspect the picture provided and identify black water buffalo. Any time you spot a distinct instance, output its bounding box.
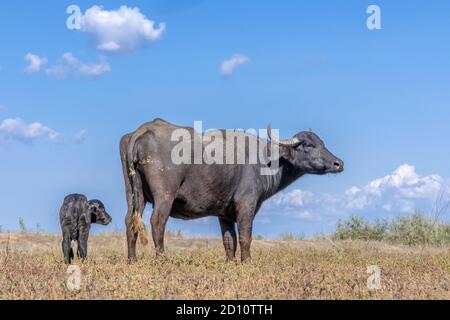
[60,194,112,264]
[120,119,343,262]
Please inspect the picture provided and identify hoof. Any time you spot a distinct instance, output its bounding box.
[128,257,138,264]
[241,257,252,264]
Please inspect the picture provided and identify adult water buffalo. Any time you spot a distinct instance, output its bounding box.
[120,119,343,262]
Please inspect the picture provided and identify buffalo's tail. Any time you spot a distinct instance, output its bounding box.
[127,128,152,246]
[131,213,148,246]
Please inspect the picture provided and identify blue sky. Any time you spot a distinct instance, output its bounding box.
[1,1,450,238]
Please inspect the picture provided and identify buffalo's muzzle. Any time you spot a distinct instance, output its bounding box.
[104,216,112,225]
[333,160,344,172]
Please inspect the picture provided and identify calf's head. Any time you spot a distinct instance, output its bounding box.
[87,200,112,225]
[268,124,344,175]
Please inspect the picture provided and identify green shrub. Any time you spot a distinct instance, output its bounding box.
[386,213,450,246]
[18,218,27,233]
[165,229,183,238]
[333,212,450,246]
[334,216,389,241]
[279,232,305,241]
[35,224,44,234]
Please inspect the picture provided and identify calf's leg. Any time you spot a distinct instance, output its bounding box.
[62,231,72,264]
[77,227,90,261]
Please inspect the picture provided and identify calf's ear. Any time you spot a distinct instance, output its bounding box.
[90,212,97,223]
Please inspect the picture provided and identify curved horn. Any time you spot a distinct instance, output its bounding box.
[267,123,301,147]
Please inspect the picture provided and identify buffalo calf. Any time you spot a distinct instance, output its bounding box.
[59,194,112,264]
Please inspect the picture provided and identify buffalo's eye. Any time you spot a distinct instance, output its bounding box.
[302,143,315,152]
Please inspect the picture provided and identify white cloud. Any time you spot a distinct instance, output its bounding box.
[219,54,250,76]
[79,5,166,53]
[271,189,313,207]
[73,129,88,143]
[294,210,313,220]
[0,118,60,143]
[24,53,48,73]
[264,164,449,225]
[256,216,272,224]
[45,53,111,79]
[345,164,444,212]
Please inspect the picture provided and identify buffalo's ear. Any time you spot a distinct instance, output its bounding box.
[90,212,97,223]
[266,143,296,168]
[275,145,297,164]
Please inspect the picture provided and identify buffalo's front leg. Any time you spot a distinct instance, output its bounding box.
[219,217,237,261]
[236,204,255,263]
[150,196,174,254]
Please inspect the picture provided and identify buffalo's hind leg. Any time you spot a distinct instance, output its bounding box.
[143,163,181,257]
[125,194,146,262]
[219,217,237,261]
[125,211,138,262]
[150,194,175,255]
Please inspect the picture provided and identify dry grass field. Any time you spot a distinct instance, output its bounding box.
[0,232,449,300]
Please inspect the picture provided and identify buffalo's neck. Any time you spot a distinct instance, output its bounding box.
[261,160,304,200]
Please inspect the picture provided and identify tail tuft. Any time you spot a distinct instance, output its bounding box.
[131,212,149,246]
